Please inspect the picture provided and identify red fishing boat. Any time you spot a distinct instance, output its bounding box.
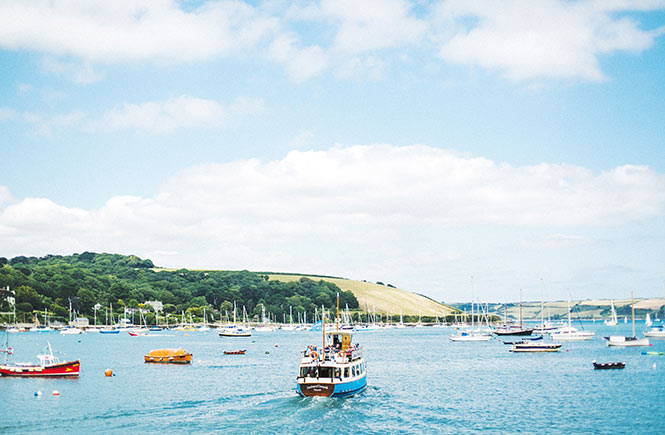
[0,342,80,377]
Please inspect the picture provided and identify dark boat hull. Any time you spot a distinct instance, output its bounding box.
[494,329,534,336]
[296,376,367,398]
[593,361,625,370]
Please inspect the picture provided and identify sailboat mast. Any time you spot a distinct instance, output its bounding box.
[631,291,636,337]
[321,305,325,361]
[336,293,339,331]
[540,279,545,332]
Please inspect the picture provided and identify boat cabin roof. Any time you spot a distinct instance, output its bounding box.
[325,330,351,338]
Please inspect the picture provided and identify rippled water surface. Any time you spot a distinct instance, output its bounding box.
[1,323,664,434]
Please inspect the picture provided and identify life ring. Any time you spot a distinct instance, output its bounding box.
[309,351,318,359]
[6,347,12,355]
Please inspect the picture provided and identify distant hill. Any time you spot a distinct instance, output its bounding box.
[451,298,665,321]
[267,273,456,317]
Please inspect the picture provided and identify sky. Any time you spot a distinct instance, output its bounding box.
[1,0,665,303]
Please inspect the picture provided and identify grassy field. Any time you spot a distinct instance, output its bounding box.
[267,274,455,317]
[475,298,665,321]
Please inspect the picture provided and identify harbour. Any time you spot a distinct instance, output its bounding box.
[1,322,664,433]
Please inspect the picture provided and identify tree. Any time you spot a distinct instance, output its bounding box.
[76,288,96,314]
[16,285,42,310]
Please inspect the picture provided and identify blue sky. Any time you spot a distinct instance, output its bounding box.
[1,0,665,302]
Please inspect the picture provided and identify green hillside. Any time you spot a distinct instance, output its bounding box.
[267,273,456,317]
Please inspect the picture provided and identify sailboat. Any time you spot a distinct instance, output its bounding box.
[550,299,595,341]
[605,292,649,346]
[645,286,665,337]
[281,306,297,331]
[493,293,534,336]
[198,308,211,331]
[100,303,119,334]
[604,300,618,326]
[509,280,561,352]
[254,304,275,332]
[218,303,252,337]
[29,308,52,332]
[450,299,492,342]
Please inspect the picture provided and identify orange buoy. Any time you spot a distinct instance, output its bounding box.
[104,369,113,377]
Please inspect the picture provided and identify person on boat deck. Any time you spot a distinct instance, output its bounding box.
[332,335,341,349]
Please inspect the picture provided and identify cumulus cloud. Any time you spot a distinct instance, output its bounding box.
[434,0,665,81]
[0,0,662,83]
[1,145,664,282]
[269,34,329,82]
[0,0,277,63]
[41,57,104,85]
[321,0,426,54]
[96,95,228,133]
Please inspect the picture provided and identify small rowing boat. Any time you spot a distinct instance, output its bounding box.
[144,349,192,364]
[592,360,625,370]
[223,350,246,355]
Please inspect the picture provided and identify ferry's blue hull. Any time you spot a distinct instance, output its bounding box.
[296,375,367,398]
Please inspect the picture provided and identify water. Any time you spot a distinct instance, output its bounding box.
[1,322,664,434]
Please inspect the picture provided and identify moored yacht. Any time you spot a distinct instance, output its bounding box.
[605,292,649,347]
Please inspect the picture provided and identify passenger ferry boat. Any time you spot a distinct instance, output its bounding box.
[296,298,367,398]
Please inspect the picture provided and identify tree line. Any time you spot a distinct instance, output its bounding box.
[0,253,359,325]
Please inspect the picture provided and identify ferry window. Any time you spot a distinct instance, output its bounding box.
[344,367,350,377]
[352,366,356,376]
[319,367,333,378]
[334,368,341,378]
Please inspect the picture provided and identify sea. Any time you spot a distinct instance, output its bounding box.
[1,322,664,434]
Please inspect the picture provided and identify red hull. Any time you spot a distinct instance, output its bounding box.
[0,360,80,377]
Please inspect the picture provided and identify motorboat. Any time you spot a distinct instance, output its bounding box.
[217,325,252,337]
[509,342,562,352]
[0,342,79,377]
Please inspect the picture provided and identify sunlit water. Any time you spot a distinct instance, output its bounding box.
[1,322,664,434]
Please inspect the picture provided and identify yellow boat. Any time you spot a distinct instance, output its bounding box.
[144,349,192,364]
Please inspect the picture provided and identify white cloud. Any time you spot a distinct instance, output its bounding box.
[0,186,15,206]
[321,0,426,54]
[33,111,86,136]
[97,95,226,133]
[435,0,665,81]
[269,34,329,82]
[0,107,16,122]
[1,145,664,294]
[0,0,277,63]
[41,57,104,84]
